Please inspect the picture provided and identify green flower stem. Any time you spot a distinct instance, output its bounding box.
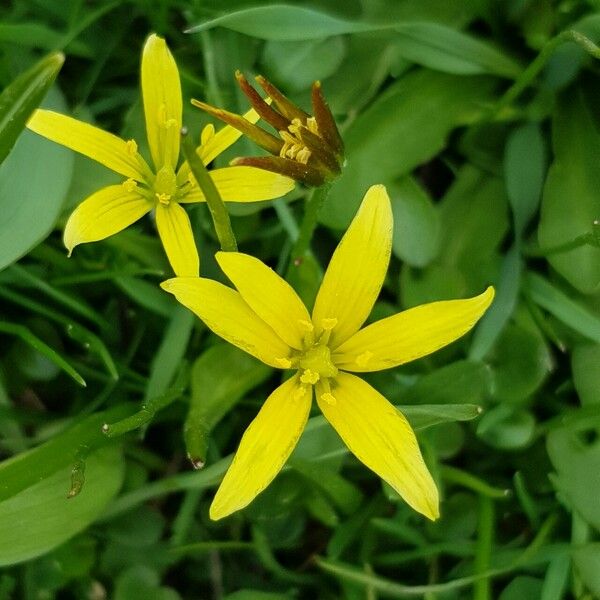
[492,30,600,117]
[180,128,237,252]
[288,182,332,270]
[473,496,494,600]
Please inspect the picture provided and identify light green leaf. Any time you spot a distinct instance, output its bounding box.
[538,87,600,294]
[572,344,600,407]
[393,22,521,78]
[504,123,546,237]
[321,72,496,228]
[390,176,441,268]
[0,52,63,165]
[0,445,124,566]
[0,86,74,269]
[526,273,600,344]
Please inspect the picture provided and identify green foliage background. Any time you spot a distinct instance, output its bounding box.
[1,0,600,598]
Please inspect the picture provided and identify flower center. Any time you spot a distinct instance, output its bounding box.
[298,343,338,385]
[154,165,177,205]
[279,118,318,165]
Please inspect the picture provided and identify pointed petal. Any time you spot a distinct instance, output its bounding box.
[141,34,182,170]
[155,203,199,277]
[235,71,289,131]
[180,166,294,203]
[63,185,151,254]
[210,376,312,520]
[232,156,324,187]
[27,109,146,180]
[199,106,264,165]
[334,287,495,372]
[312,185,393,348]
[160,277,291,367]
[216,251,311,350]
[317,373,439,520]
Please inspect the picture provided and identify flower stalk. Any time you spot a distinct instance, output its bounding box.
[180,127,237,252]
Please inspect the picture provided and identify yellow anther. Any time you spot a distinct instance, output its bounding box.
[164,117,178,129]
[275,357,292,369]
[122,178,138,193]
[321,318,338,331]
[293,385,308,401]
[126,139,138,155]
[298,320,314,333]
[156,193,171,205]
[296,147,312,164]
[356,350,374,367]
[320,392,337,406]
[306,116,319,136]
[279,130,311,164]
[300,369,320,385]
[201,123,215,146]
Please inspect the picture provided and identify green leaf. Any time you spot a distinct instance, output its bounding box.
[548,425,600,530]
[538,87,600,294]
[572,544,600,598]
[0,444,124,566]
[393,22,521,78]
[261,37,347,92]
[499,576,543,599]
[321,72,496,228]
[526,273,600,344]
[477,406,536,450]
[186,343,271,466]
[390,176,441,268]
[0,87,74,269]
[187,6,387,40]
[504,123,546,237]
[0,52,64,165]
[572,344,600,406]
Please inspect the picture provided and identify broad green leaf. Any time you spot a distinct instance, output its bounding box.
[504,123,546,237]
[541,555,571,600]
[320,71,496,228]
[572,544,600,598]
[0,52,63,165]
[487,324,552,402]
[0,87,73,269]
[526,273,600,344]
[0,445,124,566]
[499,576,543,600]
[186,343,271,465]
[261,37,347,92]
[0,407,129,502]
[477,406,536,450]
[548,425,600,530]
[390,176,441,268]
[114,565,181,600]
[572,344,600,406]
[393,22,521,78]
[538,88,600,294]
[401,360,491,406]
[187,6,388,40]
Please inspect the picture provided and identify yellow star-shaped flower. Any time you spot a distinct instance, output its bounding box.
[161,185,494,520]
[26,34,294,276]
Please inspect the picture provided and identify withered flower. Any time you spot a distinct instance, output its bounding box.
[192,72,344,186]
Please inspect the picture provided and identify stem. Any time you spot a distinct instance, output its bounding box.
[473,496,494,600]
[492,30,600,117]
[288,182,332,268]
[180,128,237,252]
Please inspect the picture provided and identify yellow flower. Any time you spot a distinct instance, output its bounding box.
[26,34,294,277]
[161,185,494,520]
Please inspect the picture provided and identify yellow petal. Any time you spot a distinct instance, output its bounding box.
[200,106,262,165]
[155,203,199,277]
[216,251,311,350]
[141,34,182,170]
[27,110,146,180]
[317,372,439,520]
[312,185,393,349]
[334,287,495,372]
[160,277,291,367]
[210,375,312,520]
[63,184,152,254]
[179,166,294,203]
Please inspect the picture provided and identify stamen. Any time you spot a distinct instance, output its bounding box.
[279,129,311,164]
[122,178,138,193]
[201,123,215,146]
[126,139,138,155]
[298,319,315,347]
[319,317,338,345]
[321,392,337,406]
[300,369,320,385]
[356,350,374,367]
[306,116,319,136]
[293,384,308,401]
[298,319,314,333]
[156,193,171,205]
[275,357,292,369]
